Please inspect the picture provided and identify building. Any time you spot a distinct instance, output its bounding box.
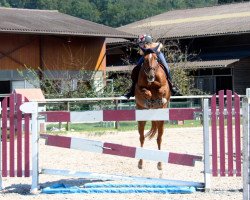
[107,2,250,95]
[0,7,136,96]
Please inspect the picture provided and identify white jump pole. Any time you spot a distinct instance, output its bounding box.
[243,88,250,200]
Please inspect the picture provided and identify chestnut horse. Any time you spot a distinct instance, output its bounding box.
[135,48,171,170]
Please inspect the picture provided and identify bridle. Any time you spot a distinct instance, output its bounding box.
[143,52,159,82]
[143,53,159,72]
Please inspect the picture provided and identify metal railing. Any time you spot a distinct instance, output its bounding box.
[44,95,244,112]
[0,93,245,111]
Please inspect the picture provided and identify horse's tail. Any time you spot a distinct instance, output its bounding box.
[144,121,158,140]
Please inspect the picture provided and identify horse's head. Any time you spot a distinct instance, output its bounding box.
[142,51,159,83]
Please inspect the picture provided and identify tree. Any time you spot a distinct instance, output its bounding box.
[3,0,219,27]
[0,0,9,6]
[185,0,217,7]
[21,0,56,9]
[103,0,165,27]
[218,0,250,3]
[62,0,101,23]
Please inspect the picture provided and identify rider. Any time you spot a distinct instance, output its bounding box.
[124,34,179,99]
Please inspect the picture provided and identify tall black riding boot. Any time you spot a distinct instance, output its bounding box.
[169,80,181,96]
[163,69,181,96]
[124,81,136,99]
[171,84,181,96]
[124,64,141,99]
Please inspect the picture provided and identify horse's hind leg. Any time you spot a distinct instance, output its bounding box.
[138,121,146,169]
[157,121,165,170]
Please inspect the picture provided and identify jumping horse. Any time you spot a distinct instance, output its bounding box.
[135,47,171,170]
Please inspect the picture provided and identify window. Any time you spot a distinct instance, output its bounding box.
[195,77,214,94]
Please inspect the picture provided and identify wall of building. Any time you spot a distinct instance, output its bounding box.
[0,33,106,71]
[233,57,250,95]
[42,36,106,71]
[0,33,106,93]
[0,34,40,70]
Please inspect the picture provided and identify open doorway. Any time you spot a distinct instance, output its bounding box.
[0,81,11,101]
[216,76,232,93]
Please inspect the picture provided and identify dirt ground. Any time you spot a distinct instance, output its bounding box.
[0,127,242,200]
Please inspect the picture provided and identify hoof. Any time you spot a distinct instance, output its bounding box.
[138,164,143,169]
[157,162,163,170]
[138,160,143,169]
[162,98,167,104]
[144,132,150,138]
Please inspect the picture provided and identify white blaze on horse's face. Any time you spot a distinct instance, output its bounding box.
[149,53,152,60]
[144,53,156,83]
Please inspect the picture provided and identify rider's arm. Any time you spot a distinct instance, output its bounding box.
[154,42,163,52]
[139,44,145,55]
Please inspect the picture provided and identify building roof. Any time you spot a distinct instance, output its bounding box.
[0,7,136,39]
[117,2,250,40]
[106,59,239,71]
[174,59,239,68]
[106,38,130,44]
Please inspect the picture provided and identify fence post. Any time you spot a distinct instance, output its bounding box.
[243,88,250,200]
[203,98,211,191]
[115,99,119,129]
[66,101,70,131]
[20,101,39,194]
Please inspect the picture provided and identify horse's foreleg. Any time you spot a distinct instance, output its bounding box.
[138,121,146,169]
[157,121,165,170]
[158,86,168,105]
[141,88,152,99]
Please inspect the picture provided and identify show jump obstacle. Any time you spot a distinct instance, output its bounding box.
[0,89,249,195]
[22,101,204,193]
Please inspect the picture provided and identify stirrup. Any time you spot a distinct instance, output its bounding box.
[171,86,181,96]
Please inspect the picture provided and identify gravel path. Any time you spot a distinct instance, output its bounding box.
[0,127,242,200]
